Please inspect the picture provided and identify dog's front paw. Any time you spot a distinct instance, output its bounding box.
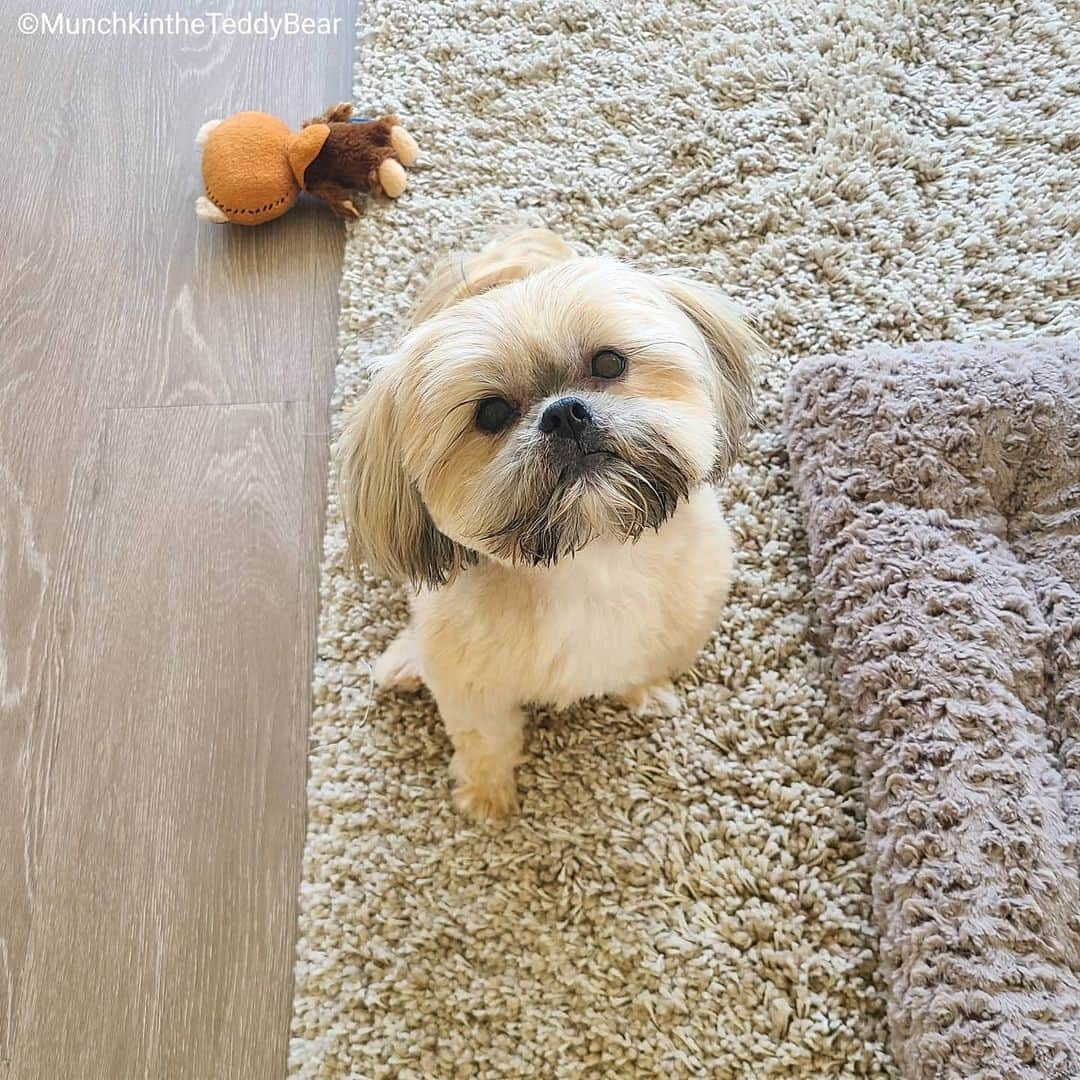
[450,756,519,822]
[373,634,423,691]
[453,779,519,822]
[622,681,681,718]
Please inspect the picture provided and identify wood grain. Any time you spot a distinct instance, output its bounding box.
[13,404,309,1078]
[0,1,353,1075]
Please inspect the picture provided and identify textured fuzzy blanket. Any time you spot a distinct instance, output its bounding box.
[783,339,1080,1079]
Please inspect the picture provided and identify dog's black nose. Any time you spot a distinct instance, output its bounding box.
[539,397,593,439]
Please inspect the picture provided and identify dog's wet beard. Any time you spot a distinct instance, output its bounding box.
[482,429,694,567]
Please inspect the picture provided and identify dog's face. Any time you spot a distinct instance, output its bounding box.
[341,247,757,587]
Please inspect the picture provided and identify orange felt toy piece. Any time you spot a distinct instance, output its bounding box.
[199,112,324,225]
[195,103,419,226]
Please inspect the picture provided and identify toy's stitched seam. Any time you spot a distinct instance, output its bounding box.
[205,186,292,216]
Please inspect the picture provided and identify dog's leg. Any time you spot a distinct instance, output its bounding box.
[436,695,524,821]
[372,631,423,691]
[621,681,681,717]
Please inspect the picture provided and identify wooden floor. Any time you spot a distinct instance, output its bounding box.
[0,5,353,1077]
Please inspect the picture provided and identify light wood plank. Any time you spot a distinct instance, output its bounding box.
[0,0,353,1074]
[11,403,308,1079]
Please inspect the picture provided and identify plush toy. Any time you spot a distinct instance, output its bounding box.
[194,102,418,225]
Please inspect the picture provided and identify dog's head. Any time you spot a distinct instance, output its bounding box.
[340,230,759,587]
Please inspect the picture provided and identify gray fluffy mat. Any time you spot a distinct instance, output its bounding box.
[783,339,1080,1079]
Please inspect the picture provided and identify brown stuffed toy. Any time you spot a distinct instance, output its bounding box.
[195,102,418,225]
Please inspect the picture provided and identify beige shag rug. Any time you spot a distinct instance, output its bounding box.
[289,1,1076,1076]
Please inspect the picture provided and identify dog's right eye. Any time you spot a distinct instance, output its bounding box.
[475,396,518,433]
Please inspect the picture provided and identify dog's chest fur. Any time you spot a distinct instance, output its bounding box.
[416,488,733,708]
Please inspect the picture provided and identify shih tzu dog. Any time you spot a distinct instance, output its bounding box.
[340,229,758,820]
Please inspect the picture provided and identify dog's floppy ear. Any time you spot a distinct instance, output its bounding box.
[338,365,472,588]
[656,275,761,478]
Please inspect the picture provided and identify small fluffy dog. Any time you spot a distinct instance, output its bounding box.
[340,229,758,820]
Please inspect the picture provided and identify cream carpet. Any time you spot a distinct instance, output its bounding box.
[289,1,1076,1076]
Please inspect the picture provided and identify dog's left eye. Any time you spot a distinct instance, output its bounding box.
[590,349,626,379]
[475,396,518,433]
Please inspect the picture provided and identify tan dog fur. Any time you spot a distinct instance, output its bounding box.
[340,229,760,819]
